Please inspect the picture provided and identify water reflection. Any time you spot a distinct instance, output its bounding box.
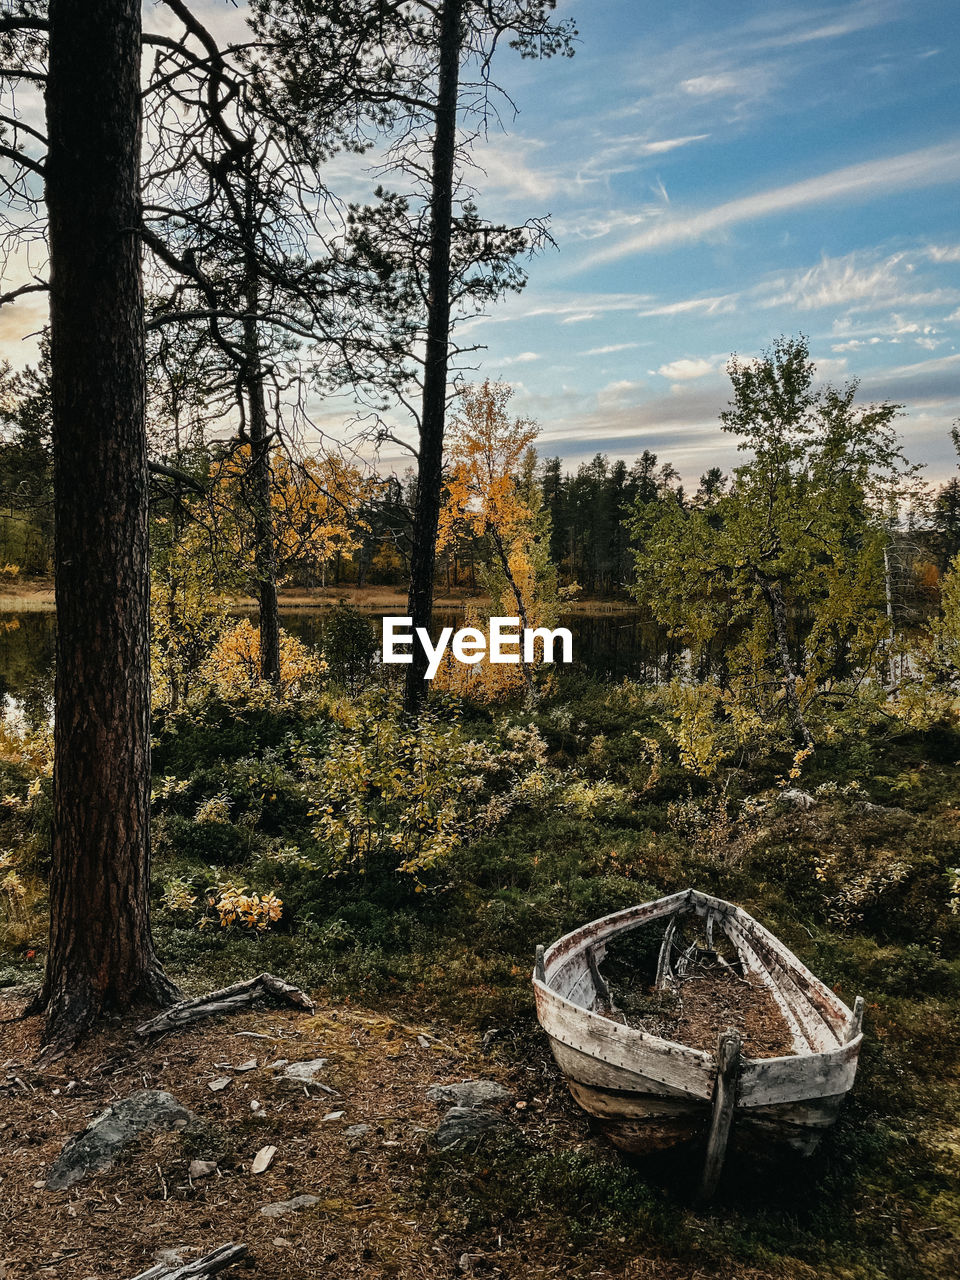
[0,604,681,728]
[275,608,681,685]
[0,613,55,731]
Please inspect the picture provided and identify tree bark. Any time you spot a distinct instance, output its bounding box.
[242,262,281,684]
[757,574,814,751]
[37,0,180,1045]
[404,0,463,714]
[489,526,537,707]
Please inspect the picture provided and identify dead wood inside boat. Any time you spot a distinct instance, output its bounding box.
[600,913,797,1058]
[532,889,864,1197]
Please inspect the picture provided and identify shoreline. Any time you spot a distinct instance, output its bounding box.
[0,582,645,614]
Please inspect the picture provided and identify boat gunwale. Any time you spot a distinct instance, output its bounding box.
[534,888,858,1070]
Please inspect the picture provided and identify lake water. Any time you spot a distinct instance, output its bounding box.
[0,604,681,730]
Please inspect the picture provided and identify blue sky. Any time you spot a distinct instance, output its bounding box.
[454,0,960,485]
[2,0,958,488]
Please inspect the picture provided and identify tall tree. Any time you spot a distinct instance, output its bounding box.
[254,0,575,711]
[31,0,179,1044]
[631,337,916,750]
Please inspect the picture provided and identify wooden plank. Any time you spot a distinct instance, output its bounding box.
[130,1243,247,1279]
[744,1092,846,1128]
[738,1116,824,1155]
[844,995,864,1044]
[725,918,840,1051]
[541,890,692,978]
[723,917,835,1053]
[738,1037,862,1107]
[733,909,851,1026]
[567,1079,704,1122]
[698,1028,741,1203]
[586,947,612,1008]
[535,983,715,1099]
[549,1037,702,1100]
[720,917,811,1054]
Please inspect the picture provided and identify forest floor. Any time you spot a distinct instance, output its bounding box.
[0,992,755,1280]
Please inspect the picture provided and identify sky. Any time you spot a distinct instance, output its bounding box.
[2,0,959,487]
[449,0,960,486]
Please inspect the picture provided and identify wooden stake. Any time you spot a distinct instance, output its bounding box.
[534,945,546,984]
[698,1026,741,1204]
[844,995,865,1044]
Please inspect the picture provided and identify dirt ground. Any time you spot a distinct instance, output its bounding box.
[0,992,629,1280]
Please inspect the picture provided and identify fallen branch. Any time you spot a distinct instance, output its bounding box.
[131,1242,247,1279]
[135,973,314,1039]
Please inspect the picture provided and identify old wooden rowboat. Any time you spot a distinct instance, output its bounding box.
[533,888,863,1190]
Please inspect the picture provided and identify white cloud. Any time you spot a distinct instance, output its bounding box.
[813,357,850,380]
[597,379,646,408]
[577,141,960,267]
[638,133,710,155]
[498,352,540,365]
[636,293,739,317]
[469,137,558,202]
[928,245,960,263]
[680,74,741,96]
[656,357,715,380]
[762,253,909,311]
[582,342,641,356]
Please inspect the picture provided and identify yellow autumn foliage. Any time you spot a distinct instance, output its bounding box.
[199,618,327,702]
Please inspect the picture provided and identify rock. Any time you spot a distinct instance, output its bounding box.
[250,1100,262,1113]
[417,1035,432,1049]
[777,788,817,810]
[434,1106,508,1149]
[851,800,911,819]
[342,1124,372,1139]
[426,1079,512,1108]
[236,1059,258,1072]
[188,1159,217,1179]
[46,1090,194,1191]
[251,1145,277,1174]
[207,1077,232,1092]
[280,1059,327,1083]
[322,1110,345,1122]
[260,1194,320,1219]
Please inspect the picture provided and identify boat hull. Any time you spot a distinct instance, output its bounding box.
[533,889,862,1157]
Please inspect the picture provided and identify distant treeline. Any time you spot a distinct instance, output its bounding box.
[1,354,959,598]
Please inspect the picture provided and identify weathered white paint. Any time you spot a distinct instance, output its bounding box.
[532,888,863,1158]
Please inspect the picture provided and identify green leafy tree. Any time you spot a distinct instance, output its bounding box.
[0,346,53,574]
[631,336,917,749]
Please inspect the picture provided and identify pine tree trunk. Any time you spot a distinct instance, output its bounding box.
[38,0,180,1045]
[243,265,280,684]
[404,0,462,714]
